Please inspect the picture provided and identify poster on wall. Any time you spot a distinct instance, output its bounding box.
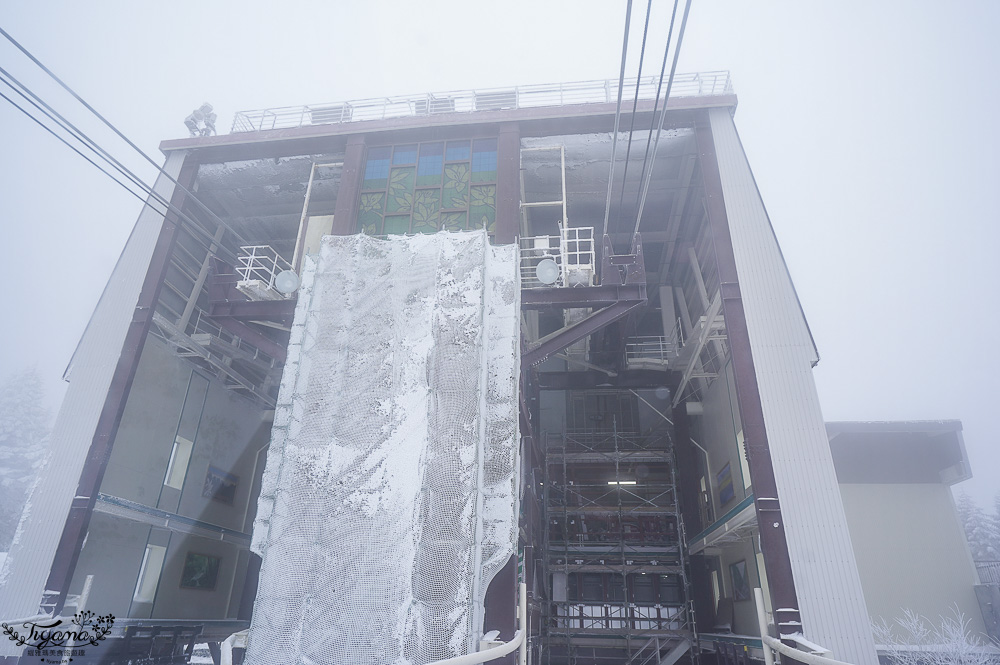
[717,462,734,504]
[730,559,750,601]
[203,465,239,505]
[180,552,221,590]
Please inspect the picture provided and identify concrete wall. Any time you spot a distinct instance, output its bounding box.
[839,483,987,638]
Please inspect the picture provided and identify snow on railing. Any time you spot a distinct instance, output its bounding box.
[231,71,733,133]
[235,245,291,301]
[519,227,596,289]
[977,560,1000,584]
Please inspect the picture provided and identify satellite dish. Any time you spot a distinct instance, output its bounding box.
[274,270,300,295]
[535,258,559,285]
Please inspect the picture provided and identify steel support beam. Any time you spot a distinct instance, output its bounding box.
[495,122,520,245]
[694,109,803,647]
[210,316,288,364]
[208,299,296,327]
[521,283,646,309]
[522,299,644,368]
[537,369,672,391]
[43,157,199,615]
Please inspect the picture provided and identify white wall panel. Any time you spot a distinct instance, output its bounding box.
[709,107,879,665]
[0,152,187,653]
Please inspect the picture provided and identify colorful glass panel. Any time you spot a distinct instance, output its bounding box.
[392,144,418,165]
[362,146,391,190]
[471,138,497,183]
[443,163,470,209]
[416,143,444,186]
[358,192,385,235]
[470,184,496,233]
[357,140,497,236]
[411,189,441,234]
[446,140,471,161]
[386,167,415,213]
[440,211,468,232]
[383,215,410,235]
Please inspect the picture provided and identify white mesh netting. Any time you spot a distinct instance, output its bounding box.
[246,231,520,665]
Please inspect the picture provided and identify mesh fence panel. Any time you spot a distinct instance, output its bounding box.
[247,231,520,665]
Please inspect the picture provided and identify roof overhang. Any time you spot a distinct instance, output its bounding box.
[826,420,971,485]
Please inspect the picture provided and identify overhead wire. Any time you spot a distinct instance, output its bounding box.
[600,0,635,241]
[0,86,164,215]
[630,0,681,236]
[0,26,252,250]
[0,65,242,264]
[612,0,655,235]
[632,0,694,237]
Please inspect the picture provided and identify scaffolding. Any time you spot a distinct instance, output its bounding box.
[540,423,696,665]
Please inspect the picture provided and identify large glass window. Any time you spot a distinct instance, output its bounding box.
[357,139,497,236]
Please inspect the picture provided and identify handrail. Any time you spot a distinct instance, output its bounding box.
[220,582,528,665]
[754,588,853,665]
[232,71,733,133]
[427,582,528,665]
[427,630,524,665]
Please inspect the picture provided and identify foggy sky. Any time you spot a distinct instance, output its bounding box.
[1,1,997,507]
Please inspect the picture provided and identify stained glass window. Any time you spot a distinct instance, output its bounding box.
[358,139,498,237]
[471,138,498,183]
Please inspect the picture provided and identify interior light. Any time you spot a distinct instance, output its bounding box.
[608,480,637,485]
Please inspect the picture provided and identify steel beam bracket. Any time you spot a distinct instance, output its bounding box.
[521,233,647,368]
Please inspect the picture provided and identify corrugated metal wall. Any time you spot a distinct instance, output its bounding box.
[709,107,879,665]
[0,151,187,654]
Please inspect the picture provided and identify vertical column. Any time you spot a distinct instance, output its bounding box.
[693,111,804,641]
[698,106,878,664]
[42,154,199,615]
[495,122,521,244]
[331,134,367,235]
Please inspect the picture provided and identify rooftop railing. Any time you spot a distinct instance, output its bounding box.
[231,71,733,133]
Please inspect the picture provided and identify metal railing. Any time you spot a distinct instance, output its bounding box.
[520,226,596,289]
[977,561,1000,584]
[625,335,679,367]
[232,71,733,133]
[235,245,291,300]
[551,602,686,632]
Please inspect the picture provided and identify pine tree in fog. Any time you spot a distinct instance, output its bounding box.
[0,367,51,550]
[956,493,1000,562]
